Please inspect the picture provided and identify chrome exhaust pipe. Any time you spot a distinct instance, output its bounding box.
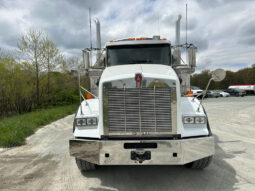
[175,14,182,46]
[94,18,101,61]
[175,15,182,65]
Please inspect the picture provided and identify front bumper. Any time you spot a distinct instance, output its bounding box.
[69,136,215,165]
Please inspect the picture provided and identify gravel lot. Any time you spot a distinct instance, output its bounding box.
[0,96,255,191]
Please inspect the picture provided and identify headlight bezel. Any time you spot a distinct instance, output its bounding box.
[183,116,195,124]
[75,117,98,127]
[86,117,98,126]
[183,116,207,124]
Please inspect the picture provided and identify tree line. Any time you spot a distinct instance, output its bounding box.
[0,29,88,117]
[191,65,255,90]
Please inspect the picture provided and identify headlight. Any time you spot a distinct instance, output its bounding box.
[195,116,206,124]
[86,117,97,126]
[76,118,86,126]
[76,117,98,126]
[183,116,195,124]
[183,116,206,124]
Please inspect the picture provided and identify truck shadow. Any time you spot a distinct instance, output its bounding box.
[82,135,237,191]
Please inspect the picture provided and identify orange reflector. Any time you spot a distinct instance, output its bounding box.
[129,38,135,41]
[187,91,193,97]
[142,38,146,40]
[162,38,167,40]
[85,93,93,99]
[109,40,114,42]
[136,38,140,40]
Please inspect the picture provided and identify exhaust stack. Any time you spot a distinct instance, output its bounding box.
[175,15,182,46]
[95,18,101,60]
[175,15,182,65]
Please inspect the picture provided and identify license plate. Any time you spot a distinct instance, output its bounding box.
[131,151,151,161]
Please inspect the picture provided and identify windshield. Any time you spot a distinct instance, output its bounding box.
[107,44,171,66]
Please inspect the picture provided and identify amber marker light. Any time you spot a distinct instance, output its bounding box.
[130,38,135,41]
[142,38,147,40]
[109,40,114,42]
[85,93,93,99]
[187,91,193,97]
[162,38,167,40]
[136,38,141,40]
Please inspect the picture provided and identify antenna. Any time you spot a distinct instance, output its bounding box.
[185,3,188,46]
[89,8,92,66]
[89,8,92,50]
[157,14,160,35]
[185,3,188,66]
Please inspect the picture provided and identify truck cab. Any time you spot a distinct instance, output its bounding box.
[69,18,216,171]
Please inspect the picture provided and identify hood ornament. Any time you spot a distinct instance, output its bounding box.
[135,73,142,88]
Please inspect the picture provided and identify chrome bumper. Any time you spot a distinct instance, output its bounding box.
[69,136,215,165]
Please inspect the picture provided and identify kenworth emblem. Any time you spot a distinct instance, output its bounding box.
[135,73,142,88]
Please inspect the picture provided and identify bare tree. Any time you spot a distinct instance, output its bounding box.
[56,54,68,73]
[67,56,81,71]
[0,47,14,59]
[17,29,44,106]
[42,37,59,95]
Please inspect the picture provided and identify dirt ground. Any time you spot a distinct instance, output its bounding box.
[0,96,255,191]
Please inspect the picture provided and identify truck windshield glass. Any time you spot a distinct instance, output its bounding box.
[107,44,170,66]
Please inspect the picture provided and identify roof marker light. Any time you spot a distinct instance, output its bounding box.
[130,38,135,41]
[162,38,167,40]
[109,40,114,42]
[136,38,141,40]
[142,38,146,40]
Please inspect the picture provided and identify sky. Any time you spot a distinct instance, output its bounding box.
[0,0,255,71]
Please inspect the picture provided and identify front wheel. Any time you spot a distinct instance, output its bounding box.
[185,156,213,169]
[75,158,96,171]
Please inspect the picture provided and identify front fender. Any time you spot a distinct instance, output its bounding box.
[180,97,209,137]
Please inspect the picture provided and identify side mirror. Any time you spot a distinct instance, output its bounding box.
[188,45,197,68]
[83,50,90,70]
[211,69,226,82]
[196,68,226,111]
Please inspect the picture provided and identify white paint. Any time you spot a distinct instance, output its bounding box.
[74,64,209,138]
[229,85,255,92]
[180,97,209,137]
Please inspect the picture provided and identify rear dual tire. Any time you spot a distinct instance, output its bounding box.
[185,156,213,169]
[75,158,96,171]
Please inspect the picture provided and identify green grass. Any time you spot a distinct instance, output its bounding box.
[0,104,78,147]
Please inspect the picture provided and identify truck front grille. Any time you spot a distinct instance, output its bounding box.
[106,88,174,134]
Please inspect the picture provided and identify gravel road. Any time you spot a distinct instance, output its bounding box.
[1,96,255,191]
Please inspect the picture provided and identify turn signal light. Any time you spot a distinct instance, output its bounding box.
[187,91,193,97]
[86,93,93,99]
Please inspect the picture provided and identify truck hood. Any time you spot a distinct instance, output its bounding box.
[100,64,178,84]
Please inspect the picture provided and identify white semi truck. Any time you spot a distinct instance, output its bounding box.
[69,16,225,171]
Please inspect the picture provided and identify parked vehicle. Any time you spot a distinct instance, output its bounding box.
[206,91,220,98]
[191,86,203,97]
[69,15,226,171]
[225,88,246,97]
[228,85,255,95]
[215,90,230,97]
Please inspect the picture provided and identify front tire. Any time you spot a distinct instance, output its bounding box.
[75,158,96,171]
[185,156,213,169]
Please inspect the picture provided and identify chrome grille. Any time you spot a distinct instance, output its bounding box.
[107,88,173,133]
